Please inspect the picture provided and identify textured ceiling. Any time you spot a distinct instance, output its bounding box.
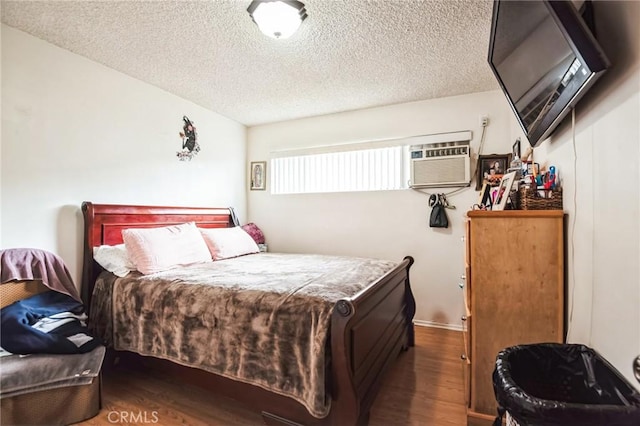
[1,0,499,126]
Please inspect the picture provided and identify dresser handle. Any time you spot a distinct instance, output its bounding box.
[461,315,467,321]
[460,274,466,280]
[458,282,464,289]
[460,354,467,360]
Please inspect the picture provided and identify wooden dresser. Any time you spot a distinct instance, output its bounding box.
[462,210,565,425]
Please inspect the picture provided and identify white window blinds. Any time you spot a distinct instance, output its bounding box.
[271,146,407,195]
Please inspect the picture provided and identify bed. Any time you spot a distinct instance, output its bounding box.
[81,201,415,426]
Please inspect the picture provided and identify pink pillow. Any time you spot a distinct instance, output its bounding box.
[241,222,265,244]
[122,222,211,274]
[200,227,259,260]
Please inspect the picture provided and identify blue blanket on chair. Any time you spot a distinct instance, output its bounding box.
[1,291,100,354]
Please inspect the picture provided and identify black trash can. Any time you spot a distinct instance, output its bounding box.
[493,343,640,426]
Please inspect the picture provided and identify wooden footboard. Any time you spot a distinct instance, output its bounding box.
[261,256,415,426]
[328,256,415,426]
[82,202,415,426]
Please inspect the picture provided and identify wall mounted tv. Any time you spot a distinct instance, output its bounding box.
[488,0,610,147]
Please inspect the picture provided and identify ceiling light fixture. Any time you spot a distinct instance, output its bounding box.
[247,0,308,39]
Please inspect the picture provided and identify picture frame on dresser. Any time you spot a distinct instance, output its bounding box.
[477,182,493,209]
[492,171,516,211]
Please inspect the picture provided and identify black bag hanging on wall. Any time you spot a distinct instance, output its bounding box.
[429,194,449,228]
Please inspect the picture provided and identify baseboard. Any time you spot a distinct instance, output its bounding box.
[413,319,463,331]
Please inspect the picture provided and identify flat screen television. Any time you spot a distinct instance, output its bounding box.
[488,0,610,147]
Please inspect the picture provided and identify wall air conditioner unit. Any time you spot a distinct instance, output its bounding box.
[409,134,472,188]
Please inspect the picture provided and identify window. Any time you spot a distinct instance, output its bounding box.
[271,146,408,195]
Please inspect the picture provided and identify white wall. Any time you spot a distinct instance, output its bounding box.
[1,25,247,286]
[247,91,515,328]
[531,1,640,387]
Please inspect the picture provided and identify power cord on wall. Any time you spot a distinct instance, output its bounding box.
[566,107,579,342]
[587,112,596,347]
[475,119,489,160]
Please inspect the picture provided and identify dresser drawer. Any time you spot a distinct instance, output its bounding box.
[462,313,471,362]
[461,313,472,409]
[462,355,471,408]
[463,266,471,310]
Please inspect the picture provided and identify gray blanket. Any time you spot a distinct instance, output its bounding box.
[89,253,398,418]
[1,346,105,398]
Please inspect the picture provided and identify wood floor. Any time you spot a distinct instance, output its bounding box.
[76,326,467,426]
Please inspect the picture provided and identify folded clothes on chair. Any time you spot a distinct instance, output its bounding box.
[1,291,100,355]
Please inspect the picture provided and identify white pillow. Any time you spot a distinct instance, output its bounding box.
[93,244,136,277]
[200,227,260,260]
[122,222,212,275]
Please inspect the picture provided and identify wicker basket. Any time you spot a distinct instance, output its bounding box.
[518,186,563,210]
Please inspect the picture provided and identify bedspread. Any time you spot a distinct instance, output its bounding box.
[89,253,398,418]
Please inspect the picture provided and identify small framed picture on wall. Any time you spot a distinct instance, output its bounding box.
[250,161,266,191]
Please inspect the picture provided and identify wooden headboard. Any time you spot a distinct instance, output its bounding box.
[81,201,233,308]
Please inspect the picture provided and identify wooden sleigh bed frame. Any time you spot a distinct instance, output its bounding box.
[81,201,416,426]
